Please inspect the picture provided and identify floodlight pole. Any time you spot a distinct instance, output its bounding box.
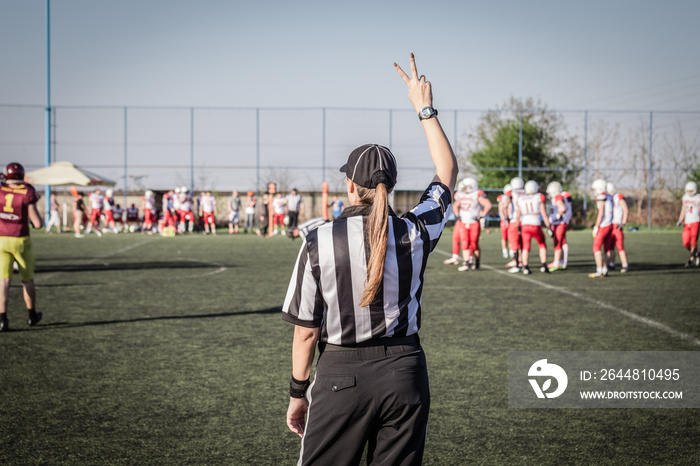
[44,0,52,222]
[190,107,194,193]
[518,110,523,179]
[648,112,653,229]
[256,108,260,195]
[583,111,588,213]
[123,107,128,207]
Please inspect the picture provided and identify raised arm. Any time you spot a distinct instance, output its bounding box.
[394,54,458,193]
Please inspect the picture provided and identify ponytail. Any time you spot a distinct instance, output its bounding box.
[357,183,390,307]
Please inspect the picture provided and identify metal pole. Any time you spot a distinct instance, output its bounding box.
[583,111,588,213]
[44,0,51,222]
[51,107,56,162]
[648,111,653,229]
[322,108,326,183]
[256,108,260,195]
[190,107,194,192]
[123,107,128,207]
[518,110,523,178]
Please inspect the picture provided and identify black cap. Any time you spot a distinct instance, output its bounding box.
[339,144,397,189]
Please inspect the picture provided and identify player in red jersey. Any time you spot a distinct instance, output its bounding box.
[0,163,44,331]
[497,184,511,259]
[677,181,700,267]
[589,179,614,278]
[455,177,491,271]
[514,180,551,274]
[506,176,525,272]
[605,182,629,273]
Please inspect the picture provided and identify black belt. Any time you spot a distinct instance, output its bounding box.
[320,334,419,352]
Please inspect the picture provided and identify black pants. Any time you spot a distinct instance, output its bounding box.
[288,210,300,230]
[299,336,430,466]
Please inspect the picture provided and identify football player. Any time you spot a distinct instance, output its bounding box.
[506,176,525,272]
[677,181,700,267]
[456,177,492,271]
[497,184,511,259]
[514,180,551,274]
[605,182,629,273]
[443,180,466,265]
[546,181,573,272]
[142,190,157,234]
[85,189,104,237]
[199,191,217,235]
[589,179,614,278]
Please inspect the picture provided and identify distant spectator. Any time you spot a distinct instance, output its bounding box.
[330,195,344,220]
[228,190,241,234]
[45,193,61,233]
[286,189,304,231]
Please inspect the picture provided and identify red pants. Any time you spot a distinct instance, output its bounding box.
[508,222,522,252]
[178,210,195,223]
[104,210,115,223]
[452,220,466,255]
[464,222,481,253]
[500,221,508,242]
[606,224,625,252]
[273,213,285,226]
[682,222,700,250]
[202,212,215,224]
[521,224,546,251]
[551,223,568,251]
[593,224,614,253]
[89,209,102,223]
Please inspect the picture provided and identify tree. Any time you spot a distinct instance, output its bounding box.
[460,97,581,191]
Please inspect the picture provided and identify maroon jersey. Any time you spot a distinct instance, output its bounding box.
[0,183,38,237]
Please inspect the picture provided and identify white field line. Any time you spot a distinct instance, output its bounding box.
[433,249,700,347]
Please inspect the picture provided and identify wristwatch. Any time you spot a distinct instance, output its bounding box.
[418,107,438,120]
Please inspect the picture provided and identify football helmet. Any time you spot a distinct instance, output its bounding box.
[686,181,698,196]
[592,179,607,195]
[546,181,562,197]
[4,162,25,181]
[503,183,511,195]
[525,180,539,195]
[462,177,478,193]
[145,190,154,198]
[606,182,616,195]
[510,177,524,190]
[105,188,114,198]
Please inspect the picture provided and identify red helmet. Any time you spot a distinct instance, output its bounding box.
[5,162,25,181]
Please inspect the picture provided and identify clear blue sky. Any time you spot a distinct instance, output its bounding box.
[2,0,700,111]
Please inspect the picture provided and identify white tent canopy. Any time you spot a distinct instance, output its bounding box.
[25,161,116,187]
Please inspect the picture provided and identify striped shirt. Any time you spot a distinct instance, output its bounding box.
[282,182,452,346]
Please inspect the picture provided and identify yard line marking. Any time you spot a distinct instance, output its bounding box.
[34,238,159,284]
[433,249,700,347]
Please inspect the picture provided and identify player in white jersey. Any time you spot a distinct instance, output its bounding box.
[497,184,512,259]
[514,180,551,274]
[444,180,467,265]
[101,188,118,233]
[605,182,629,273]
[545,181,572,271]
[141,190,156,234]
[272,193,287,235]
[505,176,525,271]
[177,187,195,233]
[199,191,217,235]
[454,177,491,271]
[677,181,700,267]
[85,189,104,237]
[589,179,614,278]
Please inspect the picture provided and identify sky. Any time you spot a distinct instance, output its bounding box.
[1,0,700,192]
[2,0,700,111]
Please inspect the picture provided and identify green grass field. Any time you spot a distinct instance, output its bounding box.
[1,228,698,465]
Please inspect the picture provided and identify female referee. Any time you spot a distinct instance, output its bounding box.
[281,54,458,465]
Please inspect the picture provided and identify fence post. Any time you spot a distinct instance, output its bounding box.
[190,107,195,192]
[256,108,260,195]
[583,110,588,213]
[648,111,653,229]
[518,110,523,179]
[123,107,128,207]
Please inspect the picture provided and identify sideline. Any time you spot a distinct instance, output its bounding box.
[434,249,700,347]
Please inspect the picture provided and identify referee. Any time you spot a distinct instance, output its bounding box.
[282,54,458,465]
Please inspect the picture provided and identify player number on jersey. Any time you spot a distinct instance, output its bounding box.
[3,194,14,213]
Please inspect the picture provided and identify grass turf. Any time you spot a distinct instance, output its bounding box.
[0,228,698,465]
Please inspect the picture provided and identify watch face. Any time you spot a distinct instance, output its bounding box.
[421,108,430,117]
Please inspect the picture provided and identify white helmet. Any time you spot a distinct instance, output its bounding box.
[524,180,539,195]
[546,181,562,197]
[463,177,478,193]
[456,180,465,192]
[686,181,698,196]
[510,177,524,190]
[145,190,154,198]
[606,182,616,195]
[175,187,182,194]
[105,188,114,197]
[592,179,607,195]
[503,183,511,195]
[182,186,189,193]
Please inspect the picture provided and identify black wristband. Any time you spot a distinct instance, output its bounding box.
[290,376,310,399]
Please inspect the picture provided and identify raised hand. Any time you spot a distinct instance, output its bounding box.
[394,53,433,114]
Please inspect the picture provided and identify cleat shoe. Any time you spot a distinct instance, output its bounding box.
[620,266,629,273]
[548,265,561,272]
[522,266,532,275]
[588,272,605,278]
[608,264,616,271]
[0,315,8,332]
[540,266,550,273]
[685,260,693,268]
[508,267,521,274]
[457,261,471,272]
[443,256,459,265]
[696,255,700,267]
[505,259,517,268]
[27,311,43,327]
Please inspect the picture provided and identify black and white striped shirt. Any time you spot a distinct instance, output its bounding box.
[282,182,452,345]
